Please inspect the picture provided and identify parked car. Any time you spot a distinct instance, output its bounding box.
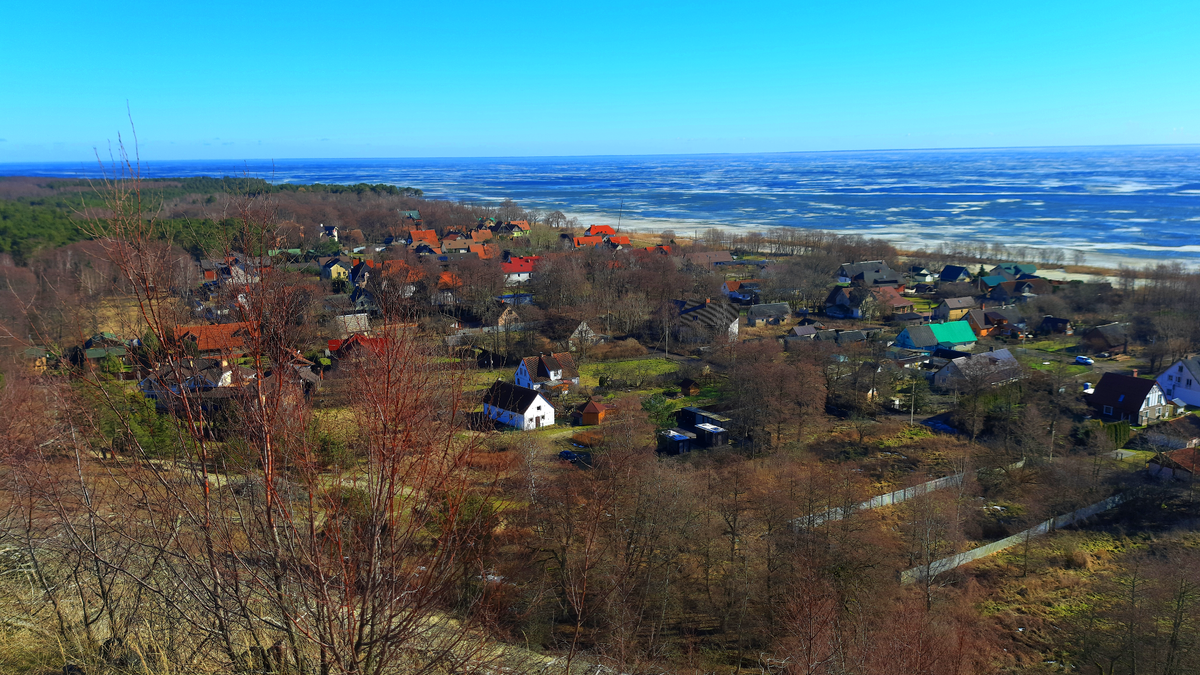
[1075,356,1095,365]
[558,450,578,462]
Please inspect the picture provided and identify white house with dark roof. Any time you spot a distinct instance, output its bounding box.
[483,382,554,430]
[515,352,580,392]
[1157,358,1200,408]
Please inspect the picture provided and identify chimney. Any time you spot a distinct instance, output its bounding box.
[1133,369,1139,378]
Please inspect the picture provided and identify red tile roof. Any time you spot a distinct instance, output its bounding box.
[586,225,616,237]
[574,236,605,248]
[438,271,462,289]
[607,236,630,245]
[470,229,494,242]
[469,243,498,259]
[501,256,541,274]
[175,322,257,354]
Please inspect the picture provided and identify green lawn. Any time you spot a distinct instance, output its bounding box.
[578,357,679,388]
[910,297,938,312]
[1024,339,1077,353]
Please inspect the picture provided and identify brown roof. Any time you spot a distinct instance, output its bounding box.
[521,352,579,383]
[175,322,257,354]
[1152,447,1200,474]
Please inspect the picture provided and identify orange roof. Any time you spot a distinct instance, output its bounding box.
[725,279,761,292]
[574,236,605,248]
[608,236,630,245]
[586,225,616,237]
[175,322,257,354]
[438,271,462,289]
[643,245,672,255]
[470,229,494,242]
[469,243,498,259]
[410,229,439,245]
[509,220,530,230]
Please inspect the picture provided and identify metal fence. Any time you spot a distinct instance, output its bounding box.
[791,460,1027,531]
[900,493,1127,584]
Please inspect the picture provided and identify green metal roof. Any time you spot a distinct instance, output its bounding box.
[929,321,976,345]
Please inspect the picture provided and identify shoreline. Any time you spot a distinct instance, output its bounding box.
[564,208,1200,274]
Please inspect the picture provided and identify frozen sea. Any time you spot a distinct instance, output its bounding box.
[4,145,1200,265]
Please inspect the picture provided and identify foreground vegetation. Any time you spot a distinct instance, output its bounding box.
[1,162,1199,675]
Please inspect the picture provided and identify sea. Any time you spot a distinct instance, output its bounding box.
[4,145,1200,267]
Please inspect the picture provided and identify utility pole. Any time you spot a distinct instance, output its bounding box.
[910,375,917,424]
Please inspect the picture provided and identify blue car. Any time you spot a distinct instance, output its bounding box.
[1075,356,1095,365]
[558,450,578,462]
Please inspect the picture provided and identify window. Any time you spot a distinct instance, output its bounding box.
[536,405,542,411]
[1189,379,1194,387]
[1169,375,1175,382]
[1103,405,1113,415]
[1157,407,1162,416]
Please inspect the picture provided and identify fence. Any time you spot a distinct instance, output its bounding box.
[900,493,1127,584]
[791,460,1026,531]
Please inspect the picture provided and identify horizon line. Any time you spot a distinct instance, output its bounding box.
[3,142,1200,167]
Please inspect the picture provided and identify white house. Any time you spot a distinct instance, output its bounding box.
[483,382,554,430]
[1156,358,1200,408]
[515,353,579,392]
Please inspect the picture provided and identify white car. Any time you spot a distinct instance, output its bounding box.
[1074,356,1095,366]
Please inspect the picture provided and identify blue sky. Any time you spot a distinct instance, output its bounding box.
[1,0,1198,161]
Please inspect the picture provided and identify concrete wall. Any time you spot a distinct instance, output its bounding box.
[900,493,1127,584]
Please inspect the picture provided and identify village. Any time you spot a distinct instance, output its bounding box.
[6,188,1200,674]
[36,211,1200,484]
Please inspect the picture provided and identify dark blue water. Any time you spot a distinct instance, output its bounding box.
[4,146,1200,264]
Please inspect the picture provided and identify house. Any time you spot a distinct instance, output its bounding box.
[505,220,530,237]
[569,321,604,351]
[497,306,521,328]
[175,322,257,358]
[606,236,631,248]
[835,261,901,287]
[722,279,761,302]
[329,333,392,362]
[400,209,421,222]
[483,381,555,430]
[1148,448,1200,482]
[1038,316,1074,335]
[747,303,791,326]
[501,255,541,285]
[659,428,698,455]
[1084,323,1129,354]
[871,286,915,315]
[572,400,611,426]
[442,238,472,253]
[468,243,498,260]
[674,407,731,448]
[938,265,972,283]
[333,313,370,337]
[320,224,338,241]
[678,378,701,396]
[1141,414,1200,452]
[895,321,977,351]
[977,275,1008,292]
[573,236,605,248]
[515,352,580,392]
[585,224,616,237]
[674,298,740,342]
[789,325,819,339]
[685,251,734,267]
[932,297,977,321]
[988,279,1052,303]
[966,306,1027,338]
[991,263,1038,278]
[320,257,352,280]
[1156,358,1200,407]
[933,348,1023,391]
[908,266,934,283]
[1087,373,1170,425]
[410,229,440,247]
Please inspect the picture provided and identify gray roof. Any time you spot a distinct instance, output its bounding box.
[748,303,791,319]
[941,297,977,310]
[902,325,939,349]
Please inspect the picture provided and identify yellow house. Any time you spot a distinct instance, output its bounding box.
[321,258,351,281]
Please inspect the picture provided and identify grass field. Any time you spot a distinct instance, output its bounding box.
[578,357,679,388]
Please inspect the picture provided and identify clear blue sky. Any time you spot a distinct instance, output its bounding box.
[2,0,1198,161]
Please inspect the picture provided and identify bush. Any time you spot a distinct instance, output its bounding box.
[589,338,647,361]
